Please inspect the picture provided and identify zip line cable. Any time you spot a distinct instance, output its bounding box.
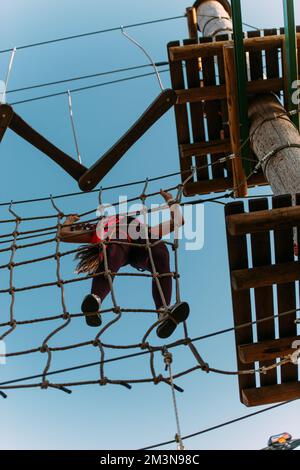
[6,62,169,95]
[141,400,296,450]
[0,15,186,55]
[9,68,171,106]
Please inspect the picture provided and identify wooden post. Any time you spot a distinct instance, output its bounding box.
[223,45,248,197]
[186,7,198,40]
[248,94,300,195]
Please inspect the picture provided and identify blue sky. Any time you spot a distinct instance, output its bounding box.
[0,0,299,451]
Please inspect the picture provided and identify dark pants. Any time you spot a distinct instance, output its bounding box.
[91,240,172,309]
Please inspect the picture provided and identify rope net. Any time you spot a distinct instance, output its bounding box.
[0,179,210,398]
[0,176,298,399]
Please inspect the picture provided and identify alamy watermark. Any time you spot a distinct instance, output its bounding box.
[291,339,300,365]
[292,80,300,105]
[94,196,205,251]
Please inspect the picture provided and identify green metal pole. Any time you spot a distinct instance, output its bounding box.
[231,0,252,175]
[283,0,299,128]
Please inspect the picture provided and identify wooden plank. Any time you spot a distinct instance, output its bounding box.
[186,7,198,40]
[176,85,227,103]
[183,38,208,181]
[242,381,300,407]
[183,172,266,196]
[200,36,225,181]
[248,198,276,386]
[167,41,193,185]
[10,113,87,181]
[282,37,290,110]
[180,139,231,158]
[225,202,256,401]
[227,205,300,236]
[176,78,284,104]
[247,30,264,80]
[216,34,232,180]
[273,195,298,384]
[169,34,299,62]
[239,335,300,364]
[231,261,300,291]
[223,45,247,197]
[264,29,281,81]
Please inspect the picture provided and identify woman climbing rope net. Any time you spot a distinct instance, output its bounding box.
[59,189,190,338]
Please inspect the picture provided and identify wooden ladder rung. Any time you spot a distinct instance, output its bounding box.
[184,172,266,196]
[180,139,232,158]
[227,205,300,236]
[169,34,295,62]
[238,335,300,364]
[232,261,300,291]
[176,78,283,105]
[242,382,300,407]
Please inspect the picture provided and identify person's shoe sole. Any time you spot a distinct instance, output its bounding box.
[81,295,102,327]
[156,302,190,339]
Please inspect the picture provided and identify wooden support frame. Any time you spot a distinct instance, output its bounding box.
[238,335,300,364]
[186,7,198,40]
[227,205,300,235]
[169,33,300,62]
[168,28,294,196]
[225,195,300,406]
[1,104,87,181]
[78,89,177,191]
[223,45,247,197]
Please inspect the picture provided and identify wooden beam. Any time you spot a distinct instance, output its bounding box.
[180,139,231,158]
[186,7,198,40]
[273,195,298,383]
[183,171,266,196]
[176,84,226,103]
[227,204,300,236]
[239,335,300,364]
[231,261,300,291]
[225,201,256,402]
[167,41,193,185]
[175,78,284,104]
[242,382,300,407]
[223,45,247,197]
[249,198,277,386]
[169,34,296,62]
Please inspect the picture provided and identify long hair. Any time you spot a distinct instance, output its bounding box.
[74,244,102,274]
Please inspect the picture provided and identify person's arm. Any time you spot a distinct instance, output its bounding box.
[150,190,184,239]
[59,214,95,243]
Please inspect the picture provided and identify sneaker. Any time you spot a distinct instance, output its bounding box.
[81,294,102,327]
[156,302,190,339]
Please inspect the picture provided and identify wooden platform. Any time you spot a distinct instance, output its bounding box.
[168,28,300,197]
[225,195,300,407]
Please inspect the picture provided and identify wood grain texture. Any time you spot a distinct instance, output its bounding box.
[9,112,87,181]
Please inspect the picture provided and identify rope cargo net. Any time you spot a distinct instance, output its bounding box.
[0,179,209,396]
[1,178,298,398]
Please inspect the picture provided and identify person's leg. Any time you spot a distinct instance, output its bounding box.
[82,243,131,326]
[148,241,190,339]
[91,243,130,301]
[148,242,172,309]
